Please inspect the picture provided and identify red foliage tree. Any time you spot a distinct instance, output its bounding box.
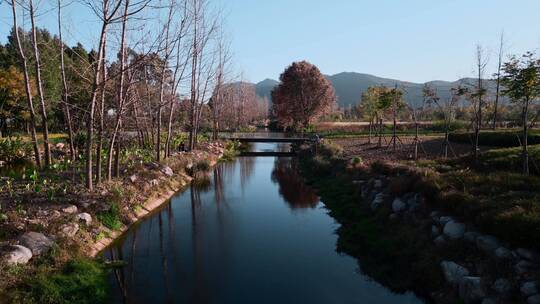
[271,61,336,130]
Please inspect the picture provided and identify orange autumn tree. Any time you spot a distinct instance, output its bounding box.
[271,61,336,131]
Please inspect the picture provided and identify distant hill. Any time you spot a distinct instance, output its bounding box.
[249,72,501,108]
[255,78,279,101]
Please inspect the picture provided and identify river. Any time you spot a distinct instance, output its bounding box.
[105,142,423,304]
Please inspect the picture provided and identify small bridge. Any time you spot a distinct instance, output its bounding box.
[226,137,312,144]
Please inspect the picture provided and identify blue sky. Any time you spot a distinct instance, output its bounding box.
[1,0,540,83]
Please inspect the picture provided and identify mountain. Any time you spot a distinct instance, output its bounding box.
[255,78,279,101]
[251,73,501,108]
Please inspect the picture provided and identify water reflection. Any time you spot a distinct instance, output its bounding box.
[271,157,319,209]
[106,143,423,304]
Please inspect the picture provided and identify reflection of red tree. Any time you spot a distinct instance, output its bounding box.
[271,158,319,209]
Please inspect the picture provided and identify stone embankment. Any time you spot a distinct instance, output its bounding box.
[1,142,225,267]
[358,176,540,304]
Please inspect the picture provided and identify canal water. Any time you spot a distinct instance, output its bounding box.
[105,143,423,304]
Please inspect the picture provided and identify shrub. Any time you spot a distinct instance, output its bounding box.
[97,203,122,231]
[0,137,31,163]
[15,258,109,304]
[448,130,540,147]
[193,160,211,173]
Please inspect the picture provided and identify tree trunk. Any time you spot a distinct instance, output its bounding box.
[10,0,42,168]
[107,0,129,180]
[96,40,107,184]
[29,0,52,166]
[86,22,108,190]
[523,99,530,175]
[57,0,75,161]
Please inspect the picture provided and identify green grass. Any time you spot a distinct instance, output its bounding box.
[96,203,122,231]
[12,258,109,304]
[449,129,540,147]
[299,153,444,295]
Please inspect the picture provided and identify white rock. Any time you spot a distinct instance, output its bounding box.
[128,174,138,183]
[371,193,384,211]
[149,179,159,187]
[55,143,65,149]
[516,260,535,275]
[443,221,466,240]
[3,245,32,265]
[492,278,512,294]
[62,205,78,214]
[434,235,446,247]
[528,294,540,304]
[459,276,485,304]
[481,298,497,304]
[476,235,500,254]
[521,281,539,297]
[439,216,454,225]
[160,166,174,177]
[19,232,54,255]
[441,261,469,285]
[494,247,512,259]
[464,231,480,243]
[431,225,440,237]
[518,248,539,261]
[59,223,79,238]
[77,213,92,225]
[392,198,407,213]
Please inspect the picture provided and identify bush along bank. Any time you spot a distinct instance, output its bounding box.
[0,142,226,303]
[298,143,540,304]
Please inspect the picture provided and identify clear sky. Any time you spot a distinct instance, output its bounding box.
[1,0,540,83]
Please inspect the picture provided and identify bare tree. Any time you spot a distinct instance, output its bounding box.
[28,0,52,166]
[84,0,124,190]
[57,0,76,161]
[492,31,504,130]
[9,0,41,167]
[472,45,489,161]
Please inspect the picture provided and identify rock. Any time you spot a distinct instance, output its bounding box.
[392,198,407,213]
[443,221,466,240]
[2,245,32,265]
[521,281,539,297]
[439,216,454,225]
[55,143,65,149]
[373,179,382,189]
[492,278,512,295]
[19,232,54,255]
[459,276,485,303]
[160,166,174,177]
[464,231,480,243]
[77,213,92,225]
[407,194,421,211]
[128,174,138,183]
[371,193,384,211]
[528,294,540,304]
[494,247,512,260]
[59,223,79,238]
[389,213,398,220]
[431,225,440,237]
[62,205,78,214]
[516,260,535,275]
[149,179,159,187]
[430,211,440,220]
[441,261,469,285]
[518,248,539,262]
[476,235,500,254]
[481,298,497,304]
[434,235,446,246]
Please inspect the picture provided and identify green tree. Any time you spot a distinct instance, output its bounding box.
[501,52,540,175]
